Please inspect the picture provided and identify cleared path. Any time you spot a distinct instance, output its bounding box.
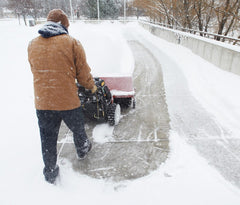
[57,40,170,181]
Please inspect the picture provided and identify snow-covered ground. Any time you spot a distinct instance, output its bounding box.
[124,22,240,142]
[70,21,135,77]
[0,19,240,204]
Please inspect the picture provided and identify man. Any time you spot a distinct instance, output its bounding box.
[28,9,97,184]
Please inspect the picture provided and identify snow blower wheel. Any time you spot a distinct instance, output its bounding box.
[107,103,121,126]
[114,97,132,108]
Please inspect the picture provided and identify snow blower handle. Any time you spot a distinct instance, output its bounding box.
[91,85,97,94]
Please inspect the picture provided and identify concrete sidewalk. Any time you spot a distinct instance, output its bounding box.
[57,41,170,181]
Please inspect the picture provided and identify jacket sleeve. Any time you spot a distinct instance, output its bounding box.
[73,39,95,90]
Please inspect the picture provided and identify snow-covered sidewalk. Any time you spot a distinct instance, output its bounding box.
[123,22,240,188]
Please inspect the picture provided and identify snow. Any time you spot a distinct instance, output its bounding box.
[69,21,135,77]
[110,90,135,96]
[127,22,240,139]
[0,19,240,205]
[141,21,240,52]
[92,124,114,144]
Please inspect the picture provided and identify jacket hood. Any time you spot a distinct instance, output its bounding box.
[38,21,68,38]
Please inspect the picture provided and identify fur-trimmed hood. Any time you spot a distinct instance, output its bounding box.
[38,22,68,38]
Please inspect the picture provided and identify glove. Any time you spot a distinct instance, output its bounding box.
[91,85,97,94]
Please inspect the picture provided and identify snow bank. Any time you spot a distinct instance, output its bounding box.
[70,21,135,77]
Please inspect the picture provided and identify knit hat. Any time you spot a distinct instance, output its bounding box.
[47,9,69,28]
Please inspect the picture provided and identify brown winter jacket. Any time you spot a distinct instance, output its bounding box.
[28,27,95,111]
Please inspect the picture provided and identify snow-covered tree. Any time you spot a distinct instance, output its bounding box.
[132,0,240,39]
[8,0,33,25]
[79,0,122,19]
[214,0,240,38]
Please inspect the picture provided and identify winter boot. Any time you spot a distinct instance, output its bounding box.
[76,139,92,160]
[43,165,59,184]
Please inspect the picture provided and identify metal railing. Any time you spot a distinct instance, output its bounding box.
[139,19,240,46]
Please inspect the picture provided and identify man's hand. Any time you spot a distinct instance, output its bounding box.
[91,85,97,94]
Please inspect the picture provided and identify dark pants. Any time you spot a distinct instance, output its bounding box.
[36,107,88,180]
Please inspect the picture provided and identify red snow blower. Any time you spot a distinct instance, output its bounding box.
[77,76,135,126]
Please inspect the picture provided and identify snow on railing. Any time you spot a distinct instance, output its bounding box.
[139,19,240,46]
